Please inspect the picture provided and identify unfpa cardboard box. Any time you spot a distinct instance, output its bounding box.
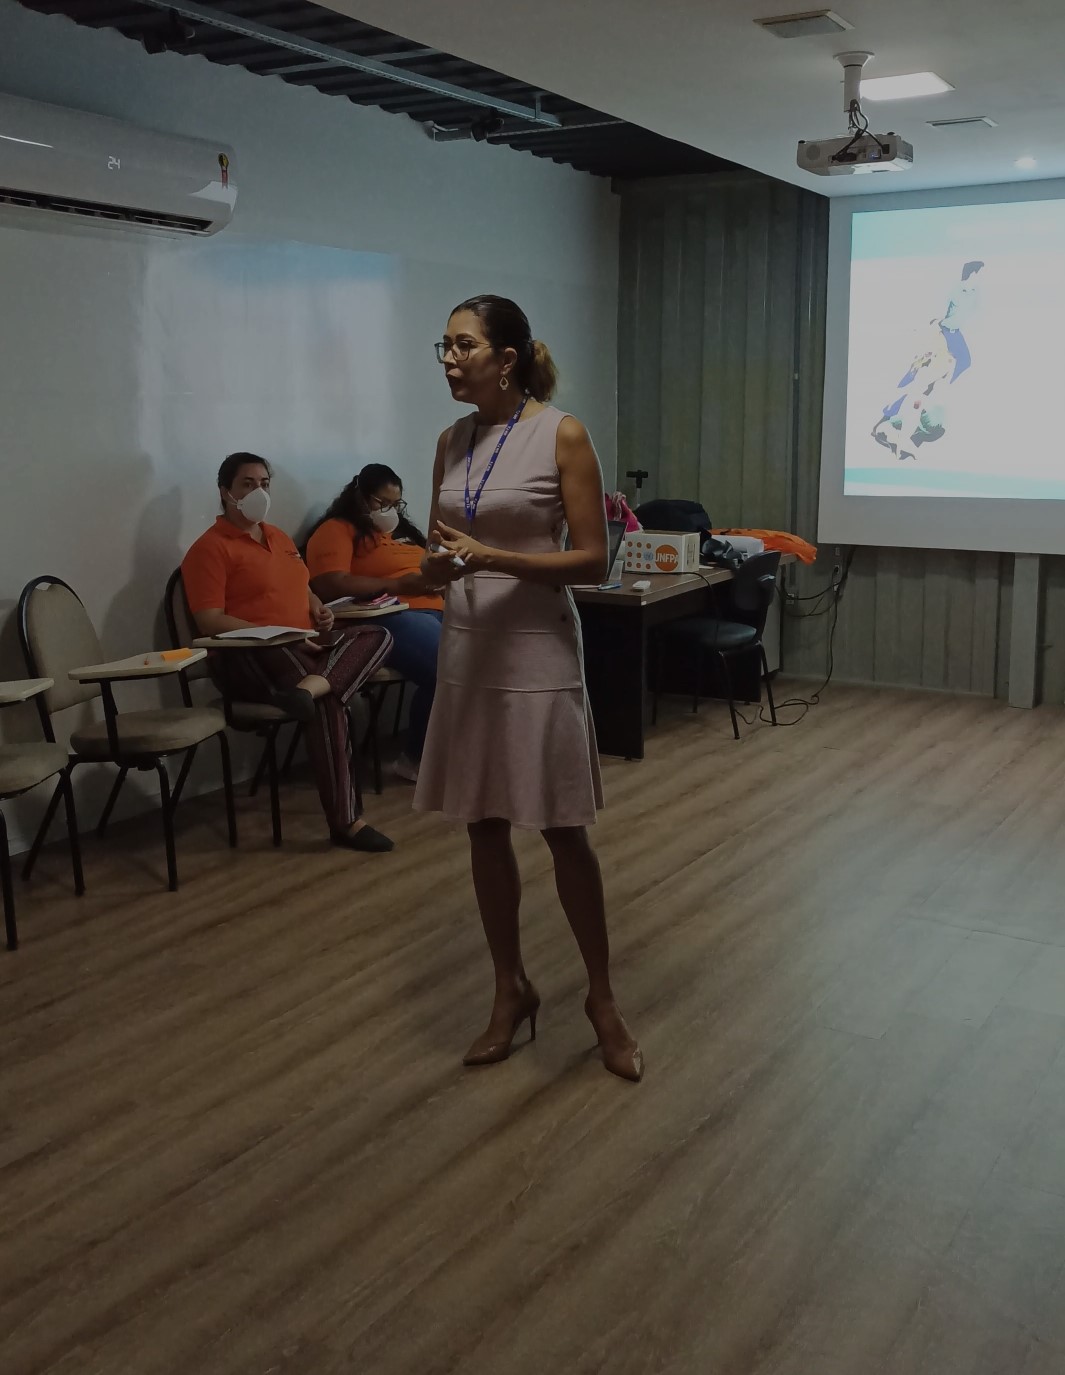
[624,531,701,575]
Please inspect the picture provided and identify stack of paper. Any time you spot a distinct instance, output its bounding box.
[326,594,400,610]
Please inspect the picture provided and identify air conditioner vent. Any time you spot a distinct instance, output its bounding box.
[755,10,852,38]
[926,116,998,129]
[0,186,213,233]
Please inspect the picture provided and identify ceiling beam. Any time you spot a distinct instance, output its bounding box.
[128,0,561,127]
[428,116,623,144]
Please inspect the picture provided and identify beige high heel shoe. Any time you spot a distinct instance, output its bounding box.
[585,996,644,1082]
[463,983,541,1066]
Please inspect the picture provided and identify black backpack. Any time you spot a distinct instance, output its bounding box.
[633,498,711,534]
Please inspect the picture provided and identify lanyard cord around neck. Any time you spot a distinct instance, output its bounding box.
[464,394,529,532]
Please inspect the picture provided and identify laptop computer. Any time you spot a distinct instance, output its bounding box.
[570,519,628,587]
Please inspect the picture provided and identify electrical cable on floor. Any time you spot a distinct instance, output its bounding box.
[732,547,855,728]
[658,548,854,731]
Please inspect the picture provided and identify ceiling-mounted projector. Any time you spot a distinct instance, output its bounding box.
[798,130,913,175]
[797,51,914,177]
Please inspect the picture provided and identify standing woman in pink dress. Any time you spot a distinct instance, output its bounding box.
[414,295,642,1082]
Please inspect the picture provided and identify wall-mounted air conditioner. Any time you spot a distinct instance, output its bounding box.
[0,93,235,236]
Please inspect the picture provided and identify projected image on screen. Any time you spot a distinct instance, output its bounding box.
[844,199,1065,500]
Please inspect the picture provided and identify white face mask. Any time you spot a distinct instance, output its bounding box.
[370,506,400,535]
[231,485,271,524]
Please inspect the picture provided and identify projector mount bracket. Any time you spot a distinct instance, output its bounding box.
[833,51,891,162]
[837,50,874,131]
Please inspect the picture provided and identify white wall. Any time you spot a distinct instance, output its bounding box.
[0,1,619,847]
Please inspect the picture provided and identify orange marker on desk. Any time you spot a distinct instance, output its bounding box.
[144,648,195,665]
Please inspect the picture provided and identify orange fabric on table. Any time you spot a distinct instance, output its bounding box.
[181,517,313,628]
[306,519,445,612]
[714,528,818,565]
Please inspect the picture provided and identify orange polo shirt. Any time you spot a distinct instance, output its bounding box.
[305,519,444,612]
[182,518,312,629]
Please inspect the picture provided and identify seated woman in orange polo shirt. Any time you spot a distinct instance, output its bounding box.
[182,452,394,853]
[306,464,444,783]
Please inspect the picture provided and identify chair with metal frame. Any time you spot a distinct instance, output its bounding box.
[241,664,408,800]
[169,563,410,816]
[652,551,781,740]
[18,576,237,892]
[0,677,84,950]
[239,662,409,801]
[359,668,407,795]
[164,567,302,847]
[297,536,411,795]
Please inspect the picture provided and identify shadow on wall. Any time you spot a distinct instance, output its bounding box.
[265,464,311,554]
[290,467,352,551]
[101,485,186,664]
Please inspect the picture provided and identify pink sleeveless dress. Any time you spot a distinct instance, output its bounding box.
[413,405,603,830]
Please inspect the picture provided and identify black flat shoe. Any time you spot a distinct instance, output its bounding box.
[270,687,317,722]
[330,825,394,853]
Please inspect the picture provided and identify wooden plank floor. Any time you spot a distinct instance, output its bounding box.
[4,683,1065,1374]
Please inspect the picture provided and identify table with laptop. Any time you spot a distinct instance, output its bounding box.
[573,510,787,760]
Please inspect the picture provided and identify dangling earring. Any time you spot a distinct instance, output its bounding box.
[499,374,510,392]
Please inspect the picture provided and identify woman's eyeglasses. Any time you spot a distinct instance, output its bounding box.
[434,340,485,364]
[373,499,408,516]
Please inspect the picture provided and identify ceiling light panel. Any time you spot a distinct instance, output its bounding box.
[861,72,954,100]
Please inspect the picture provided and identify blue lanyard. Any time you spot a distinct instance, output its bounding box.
[464,395,528,531]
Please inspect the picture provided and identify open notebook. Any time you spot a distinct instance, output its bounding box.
[215,626,311,642]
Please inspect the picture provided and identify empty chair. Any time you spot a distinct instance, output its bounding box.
[653,551,781,740]
[0,677,84,950]
[18,576,236,891]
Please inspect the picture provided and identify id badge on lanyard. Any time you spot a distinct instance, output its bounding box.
[463,394,528,536]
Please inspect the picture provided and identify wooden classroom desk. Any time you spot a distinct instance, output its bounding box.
[574,558,792,760]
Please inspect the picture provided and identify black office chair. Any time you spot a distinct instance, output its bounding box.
[653,551,781,740]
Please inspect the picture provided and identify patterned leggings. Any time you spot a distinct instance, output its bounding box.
[212,627,392,831]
